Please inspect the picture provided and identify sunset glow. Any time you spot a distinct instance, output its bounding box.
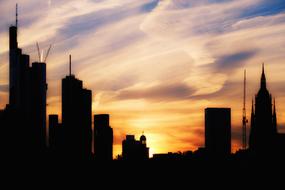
[1,0,285,157]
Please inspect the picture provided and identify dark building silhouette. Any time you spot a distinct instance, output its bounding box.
[122,134,149,161]
[152,152,183,161]
[8,10,31,154]
[94,114,113,161]
[0,110,3,118]
[48,115,64,155]
[0,6,47,157]
[30,62,47,152]
[49,115,59,149]
[249,65,285,154]
[4,5,285,164]
[9,8,31,115]
[61,56,92,158]
[205,108,231,157]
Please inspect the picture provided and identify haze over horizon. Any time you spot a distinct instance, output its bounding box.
[1,0,285,157]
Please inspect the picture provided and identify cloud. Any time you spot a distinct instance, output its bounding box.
[232,14,285,30]
[57,0,157,40]
[116,82,195,101]
[191,81,240,100]
[140,0,159,12]
[239,0,285,18]
[210,50,257,73]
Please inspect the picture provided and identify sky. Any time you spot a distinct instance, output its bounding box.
[1,0,285,157]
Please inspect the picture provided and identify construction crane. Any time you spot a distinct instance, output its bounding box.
[36,42,52,63]
[242,69,248,149]
[44,44,52,62]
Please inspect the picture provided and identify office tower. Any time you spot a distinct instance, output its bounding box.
[61,56,92,158]
[9,8,30,113]
[9,22,18,107]
[122,134,149,160]
[249,65,278,151]
[30,62,47,151]
[1,5,48,156]
[8,7,31,150]
[205,108,231,157]
[94,114,113,160]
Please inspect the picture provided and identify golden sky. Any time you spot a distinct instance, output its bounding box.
[1,0,285,157]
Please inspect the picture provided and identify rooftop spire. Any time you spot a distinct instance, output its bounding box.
[16,3,18,27]
[261,63,267,89]
[69,55,72,76]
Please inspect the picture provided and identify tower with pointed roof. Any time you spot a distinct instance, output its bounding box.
[249,64,277,151]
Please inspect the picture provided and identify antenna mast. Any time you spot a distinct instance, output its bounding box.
[16,4,18,27]
[69,55,72,76]
[242,69,247,149]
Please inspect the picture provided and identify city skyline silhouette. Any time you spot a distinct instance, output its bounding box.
[1,1,285,161]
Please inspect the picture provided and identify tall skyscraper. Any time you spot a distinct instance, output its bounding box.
[9,5,30,113]
[30,62,47,152]
[249,65,277,151]
[2,5,48,156]
[94,114,113,160]
[61,56,92,158]
[205,108,231,157]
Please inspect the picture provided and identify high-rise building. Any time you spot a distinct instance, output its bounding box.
[30,62,47,152]
[9,11,30,113]
[122,134,149,160]
[94,114,113,160]
[205,108,231,157]
[2,5,48,156]
[61,56,92,158]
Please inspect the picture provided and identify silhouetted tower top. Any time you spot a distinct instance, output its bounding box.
[9,4,19,50]
[256,64,272,100]
[257,63,271,99]
[261,63,266,90]
[249,64,276,151]
[16,4,18,27]
[140,134,147,145]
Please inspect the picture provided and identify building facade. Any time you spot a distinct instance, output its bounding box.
[205,108,231,157]
[94,114,113,161]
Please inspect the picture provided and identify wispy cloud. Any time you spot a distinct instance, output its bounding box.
[116,82,195,101]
